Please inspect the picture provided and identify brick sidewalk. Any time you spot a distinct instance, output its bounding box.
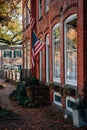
[0,79,87,130]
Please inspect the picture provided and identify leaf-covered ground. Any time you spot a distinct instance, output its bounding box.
[0,79,87,130]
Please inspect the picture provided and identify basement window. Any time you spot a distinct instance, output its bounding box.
[53,92,62,107]
[66,96,77,112]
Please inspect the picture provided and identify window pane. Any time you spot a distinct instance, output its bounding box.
[24,7,26,28]
[53,25,60,80]
[45,0,49,12]
[54,54,60,78]
[66,51,77,80]
[55,95,62,103]
[66,19,77,50]
[39,0,42,19]
[65,15,77,84]
[67,100,76,109]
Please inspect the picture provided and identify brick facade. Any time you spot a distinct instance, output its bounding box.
[22,0,87,112]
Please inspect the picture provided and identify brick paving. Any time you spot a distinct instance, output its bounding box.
[0,79,87,130]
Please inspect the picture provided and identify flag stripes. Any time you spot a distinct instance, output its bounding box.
[32,31,45,68]
[26,4,35,28]
[26,3,45,68]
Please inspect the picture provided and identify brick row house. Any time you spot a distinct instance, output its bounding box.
[22,0,87,114]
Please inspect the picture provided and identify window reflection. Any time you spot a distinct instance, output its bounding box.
[66,19,77,50]
[53,25,60,79]
[66,18,77,81]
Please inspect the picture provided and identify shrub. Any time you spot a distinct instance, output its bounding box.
[9,82,37,108]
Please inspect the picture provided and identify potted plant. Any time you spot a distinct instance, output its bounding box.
[63,85,76,97]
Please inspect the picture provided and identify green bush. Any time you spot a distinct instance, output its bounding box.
[9,82,37,108]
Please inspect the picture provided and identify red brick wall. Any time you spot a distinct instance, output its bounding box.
[22,0,87,96]
[33,0,78,83]
[22,0,87,108]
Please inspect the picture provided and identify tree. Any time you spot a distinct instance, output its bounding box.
[0,0,22,45]
[0,0,21,24]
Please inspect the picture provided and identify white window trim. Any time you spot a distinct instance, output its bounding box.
[64,14,77,86]
[40,51,42,81]
[52,23,61,83]
[46,34,49,83]
[53,92,62,107]
[66,96,78,113]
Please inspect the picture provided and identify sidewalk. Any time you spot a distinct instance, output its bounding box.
[0,79,87,130]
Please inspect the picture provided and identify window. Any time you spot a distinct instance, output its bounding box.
[26,7,30,26]
[27,42,30,69]
[40,50,42,81]
[14,50,22,58]
[64,14,77,86]
[26,0,31,26]
[4,50,12,58]
[23,6,26,29]
[4,64,10,70]
[39,0,42,19]
[66,96,78,112]
[53,92,62,106]
[14,65,22,71]
[52,23,60,82]
[24,45,27,69]
[46,34,50,83]
[45,0,49,13]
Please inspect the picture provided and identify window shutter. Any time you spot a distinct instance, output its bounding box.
[10,51,12,58]
[20,51,22,57]
[20,65,22,70]
[4,51,6,58]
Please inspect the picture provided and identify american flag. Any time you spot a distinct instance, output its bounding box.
[32,31,45,67]
[26,4,35,28]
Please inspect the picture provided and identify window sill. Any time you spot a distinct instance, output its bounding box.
[65,80,77,86]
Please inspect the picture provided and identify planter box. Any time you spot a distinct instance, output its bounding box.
[73,109,87,128]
